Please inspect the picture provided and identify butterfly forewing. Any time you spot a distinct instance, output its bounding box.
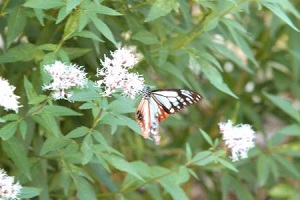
[135,87,202,144]
[152,89,202,114]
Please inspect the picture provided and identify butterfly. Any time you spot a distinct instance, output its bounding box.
[135,86,202,144]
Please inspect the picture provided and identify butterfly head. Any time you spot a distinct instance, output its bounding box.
[139,85,152,100]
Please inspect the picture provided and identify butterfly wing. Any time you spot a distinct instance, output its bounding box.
[151,89,202,121]
[135,98,161,143]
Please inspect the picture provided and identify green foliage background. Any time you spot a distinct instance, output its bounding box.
[1,0,300,199]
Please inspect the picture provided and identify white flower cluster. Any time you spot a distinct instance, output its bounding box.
[96,47,145,99]
[219,120,256,162]
[0,169,22,200]
[43,61,88,100]
[0,77,22,113]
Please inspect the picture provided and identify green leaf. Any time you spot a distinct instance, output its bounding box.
[66,126,89,138]
[19,120,28,139]
[24,0,65,9]
[257,154,272,186]
[277,124,300,136]
[91,17,117,45]
[43,105,82,116]
[2,137,31,179]
[66,0,81,12]
[199,129,213,146]
[19,187,42,199]
[63,47,91,59]
[191,151,213,166]
[75,177,97,200]
[71,31,103,42]
[81,134,94,164]
[263,2,300,32]
[0,43,44,63]
[232,178,254,200]
[152,167,189,200]
[6,7,27,47]
[40,136,69,155]
[33,9,45,26]
[132,30,160,45]
[264,92,300,123]
[145,0,179,22]
[273,154,300,179]
[81,1,121,16]
[102,154,144,181]
[217,158,238,172]
[68,90,100,101]
[185,143,192,162]
[160,62,191,87]
[63,11,80,40]
[56,6,72,24]
[192,56,238,98]
[0,121,18,140]
[31,110,61,136]
[92,130,110,151]
[106,98,136,114]
[24,76,47,104]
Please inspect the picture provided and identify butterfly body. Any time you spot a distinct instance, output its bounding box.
[135,86,202,144]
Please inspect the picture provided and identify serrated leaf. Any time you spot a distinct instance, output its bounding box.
[2,138,31,179]
[145,0,178,22]
[63,47,91,59]
[161,62,191,88]
[106,98,136,114]
[91,17,117,45]
[34,9,45,25]
[257,154,272,186]
[6,7,27,47]
[40,136,69,155]
[56,6,72,24]
[68,90,100,101]
[24,0,65,9]
[78,10,90,31]
[24,76,47,104]
[31,110,61,136]
[0,43,44,63]
[19,187,42,199]
[277,124,300,136]
[192,56,238,99]
[75,177,97,200]
[0,121,18,140]
[92,130,110,151]
[191,151,213,166]
[217,158,238,172]
[263,2,300,32]
[81,1,121,16]
[132,30,160,45]
[273,154,300,179]
[66,126,89,138]
[152,167,189,200]
[185,143,192,162]
[264,92,300,123]
[199,129,213,146]
[66,0,81,12]
[81,134,94,164]
[71,31,103,42]
[63,11,80,40]
[19,120,28,139]
[43,105,82,116]
[102,154,144,181]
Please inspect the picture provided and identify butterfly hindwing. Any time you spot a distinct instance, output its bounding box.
[135,97,161,143]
